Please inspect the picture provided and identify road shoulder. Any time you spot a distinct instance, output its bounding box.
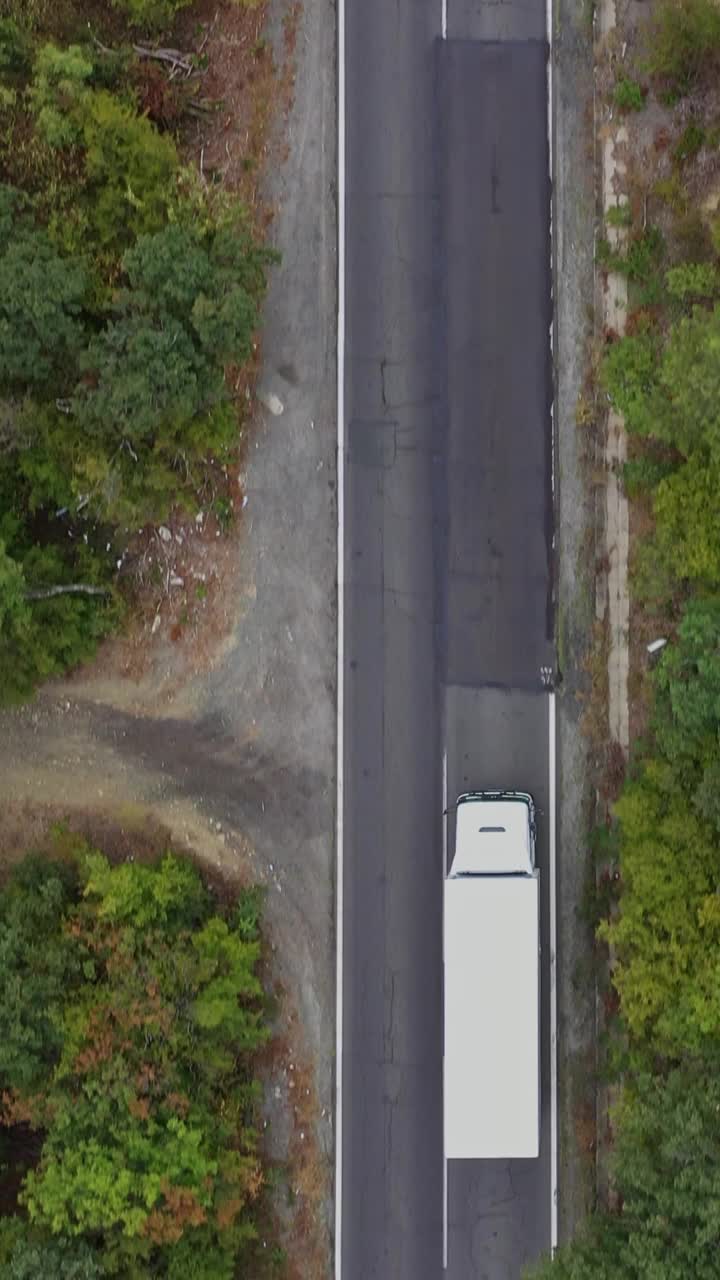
[553,0,600,1242]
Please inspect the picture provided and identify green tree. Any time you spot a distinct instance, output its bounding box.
[30,49,177,254]
[654,454,720,584]
[604,303,720,458]
[653,595,720,767]
[0,852,79,1093]
[30,43,94,149]
[654,303,720,457]
[525,1064,720,1279]
[71,223,272,522]
[600,761,720,1053]
[0,538,117,705]
[0,226,89,392]
[0,1228,104,1280]
[0,537,30,649]
[523,1220,629,1280]
[612,1063,720,1278]
[0,838,269,1272]
[651,596,720,827]
[81,91,177,250]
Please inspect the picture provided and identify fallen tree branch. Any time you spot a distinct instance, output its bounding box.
[25,584,111,602]
[132,44,194,74]
[197,10,219,55]
[89,31,114,56]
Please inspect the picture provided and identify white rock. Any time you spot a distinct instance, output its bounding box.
[158,525,172,542]
[257,388,284,416]
[170,575,184,587]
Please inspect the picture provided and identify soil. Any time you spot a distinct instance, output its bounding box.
[0,0,336,1274]
[553,0,605,1236]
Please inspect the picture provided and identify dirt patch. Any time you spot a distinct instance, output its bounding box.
[259,1012,330,1280]
[82,501,251,705]
[175,0,273,208]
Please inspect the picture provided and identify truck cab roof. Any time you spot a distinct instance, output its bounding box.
[449,791,535,877]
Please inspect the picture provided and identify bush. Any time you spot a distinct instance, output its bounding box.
[673,118,706,162]
[646,0,720,94]
[597,226,664,283]
[621,454,675,498]
[601,324,662,437]
[606,203,633,229]
[629,531,679,610]
[666,260,720,300]
[613,76,646,111]
[600,761,720,1053]
[111,0,196,27]
[654,455,720,584]
[111,0,262,29]
[0,19,31,76]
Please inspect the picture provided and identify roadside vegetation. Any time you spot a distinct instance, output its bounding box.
[528,0,720,1274]
[0,826,282,1278]
[0,0,276,704]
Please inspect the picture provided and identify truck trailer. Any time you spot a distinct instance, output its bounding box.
[444,790,540,1160]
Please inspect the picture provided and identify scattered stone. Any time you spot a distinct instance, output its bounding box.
[257,387,284,416]
[170,575,184,588]
[158,525,172,542]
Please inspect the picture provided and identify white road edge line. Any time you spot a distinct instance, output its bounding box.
[549,691,558,1251]
[442,747,448,1270]
[334,0,346,1264]
[442,0,448,40]
[546,0,558,1251]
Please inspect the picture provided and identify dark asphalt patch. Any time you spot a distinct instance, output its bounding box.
[438,40,554,691]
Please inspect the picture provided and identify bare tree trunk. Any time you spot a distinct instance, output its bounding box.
[24,585,110,602]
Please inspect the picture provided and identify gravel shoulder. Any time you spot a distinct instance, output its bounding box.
[553,0,600,1242]
[0,0,337,1271]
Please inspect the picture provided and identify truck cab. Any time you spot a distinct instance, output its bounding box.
[450,790,537,877]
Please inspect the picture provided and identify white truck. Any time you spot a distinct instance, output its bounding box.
[444,790,540,1160]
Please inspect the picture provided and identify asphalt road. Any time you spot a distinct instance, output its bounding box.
[340,2,553,1276]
